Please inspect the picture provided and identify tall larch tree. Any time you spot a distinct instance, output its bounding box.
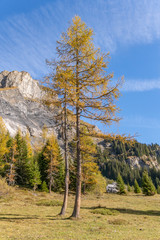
[47,16,122,218]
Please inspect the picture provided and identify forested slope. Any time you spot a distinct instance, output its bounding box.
[97,138,160,187]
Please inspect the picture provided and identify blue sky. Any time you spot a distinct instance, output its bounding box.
[0,0,160,144]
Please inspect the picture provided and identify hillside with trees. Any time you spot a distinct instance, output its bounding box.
[97,137,160,189]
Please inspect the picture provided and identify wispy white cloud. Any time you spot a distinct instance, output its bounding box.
[122,79,160,92]
[0,0,160,78]
[106,0,160,45]
[79,0,160,50]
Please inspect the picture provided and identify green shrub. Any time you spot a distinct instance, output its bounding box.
[36,199,62,206]
[91,173,106,196]
[41,181,49,193]
[91,208,119,216]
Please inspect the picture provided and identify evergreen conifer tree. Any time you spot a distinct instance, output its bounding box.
[14,131,32,186]
[41,134,61,193]
[29,159,41,191]
[127,183,131,192]
[134,179,141,193]
[142,171,156,196]
[117,173,126,194]
[54,145,65,192]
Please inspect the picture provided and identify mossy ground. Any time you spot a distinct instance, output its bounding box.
[0,188,160,239]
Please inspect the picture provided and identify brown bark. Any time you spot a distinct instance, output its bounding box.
[49,154,52,194]
[60,96,69,215]
[49,180,52,194]
[71,50,81,218]
[82,182,86,195]
[71,104,81,218]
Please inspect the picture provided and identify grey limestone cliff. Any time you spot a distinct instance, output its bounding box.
[0,70,42,99]
[0,70,62,146]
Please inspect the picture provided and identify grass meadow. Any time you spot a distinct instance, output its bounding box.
[0,186,160,240]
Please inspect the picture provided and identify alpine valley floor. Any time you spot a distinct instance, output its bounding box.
[0,187,160,240]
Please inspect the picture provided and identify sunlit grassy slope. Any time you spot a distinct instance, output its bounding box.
[0,186,160,240]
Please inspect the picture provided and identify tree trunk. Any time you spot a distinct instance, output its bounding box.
[71,45,81,218]
[60,98,69,216]
[72,74,81,218]
[82,182,86,195]
[82,157,85,195]
[49,179,52,194]
[71,105,81,218]
[49,161,52,194]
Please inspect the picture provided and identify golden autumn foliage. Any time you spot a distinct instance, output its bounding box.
[47,16,122,124]
[0,117,9,159]
[43,134,59,193]
[6,138,17,186]
[80,131,99,193]
[24,132,33,159]
[70,128,105,194]
[46,16,122,218]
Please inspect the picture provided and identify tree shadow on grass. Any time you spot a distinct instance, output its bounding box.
[0,213,72,222]
[82,206,160,217]
[0,213,39,221]
[46,214,75,221]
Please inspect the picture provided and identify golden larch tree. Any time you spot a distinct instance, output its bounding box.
[43,134,59,193]
[46,16,122,218]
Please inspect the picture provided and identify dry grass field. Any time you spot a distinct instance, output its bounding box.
[0,184,160,240]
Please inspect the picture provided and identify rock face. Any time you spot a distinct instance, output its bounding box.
[126,155,159,169]
[0,70,42,99]
[0,70,63,147]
